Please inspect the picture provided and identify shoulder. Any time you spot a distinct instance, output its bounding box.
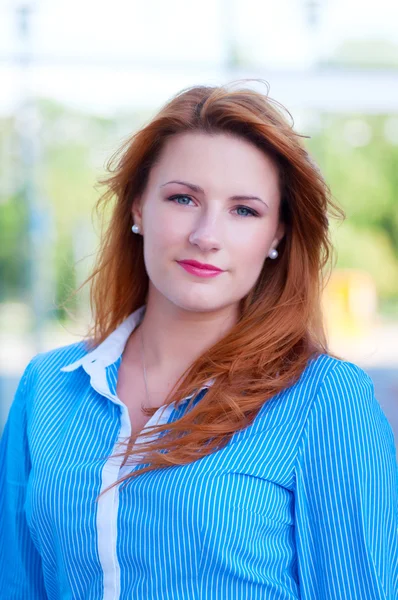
[307,352,375,407]
[298,352,375,403]
[6,340,91,426]
[21,339,90,386]
[298,353,395,453]
[284,353,385,439]
[251,354,375,444]
[277,352,373,415]
[303,351,372,383]
[292,357,398,504]
[251,353,373,430]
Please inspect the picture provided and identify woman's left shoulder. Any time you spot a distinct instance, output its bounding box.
[286,352,375,413]
[287,352,382,428]
[255,354,377,439]
[306,352,374,391]
[302,353,392,438]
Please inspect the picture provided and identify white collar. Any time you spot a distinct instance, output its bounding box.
[60,304,215,396]
[60,305,147,372]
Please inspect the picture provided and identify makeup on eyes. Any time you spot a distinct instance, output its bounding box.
[167,194,260,217]
[160,180,269,211]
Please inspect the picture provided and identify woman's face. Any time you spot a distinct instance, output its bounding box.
[132,131,285,314]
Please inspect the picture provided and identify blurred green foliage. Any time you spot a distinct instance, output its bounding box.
[0,100,397,319]
[306,114,398,306]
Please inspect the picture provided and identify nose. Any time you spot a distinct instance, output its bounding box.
[188,214,222,252]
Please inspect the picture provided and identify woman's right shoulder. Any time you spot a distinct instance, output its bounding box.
[21,339,91,385]
[6,340,93,423]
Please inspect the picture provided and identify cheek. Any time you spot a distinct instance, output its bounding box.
[227,227,273,291]
[145,225,183,260]
[143,220,184,276]
[145,204,187,247]
[231,227,271,267]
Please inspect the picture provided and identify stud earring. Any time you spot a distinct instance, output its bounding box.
[132,224,141,234]
[268,248,278,259]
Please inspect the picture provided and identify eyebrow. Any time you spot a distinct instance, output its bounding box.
[160,180,269,208]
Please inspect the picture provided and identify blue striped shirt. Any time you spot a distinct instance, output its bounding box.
[1,304,397,599]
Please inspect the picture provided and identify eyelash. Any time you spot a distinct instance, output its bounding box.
[167,194,259,218]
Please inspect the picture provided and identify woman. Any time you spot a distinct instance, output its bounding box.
[1,82,397,599]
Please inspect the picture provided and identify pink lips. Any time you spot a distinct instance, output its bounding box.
[177,260,225,278]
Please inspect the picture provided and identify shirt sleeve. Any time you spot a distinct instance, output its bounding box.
[0,359,48,598]
[294,360,398,599]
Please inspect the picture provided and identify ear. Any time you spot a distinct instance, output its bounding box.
[274,221,285,248]
[131,197,143,227]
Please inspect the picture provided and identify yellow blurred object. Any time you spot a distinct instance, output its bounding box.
[323,269,378,339]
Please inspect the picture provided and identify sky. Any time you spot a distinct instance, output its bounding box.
[0,0,397,115]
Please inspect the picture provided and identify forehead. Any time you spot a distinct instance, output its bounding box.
[149,131,280,193]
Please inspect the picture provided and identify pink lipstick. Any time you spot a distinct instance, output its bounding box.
[177,260,225,278]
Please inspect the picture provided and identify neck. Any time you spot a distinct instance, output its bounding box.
[134,287,239,375]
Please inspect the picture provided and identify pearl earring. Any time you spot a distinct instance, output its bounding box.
[132,224,141,234]
[268,248,278,259]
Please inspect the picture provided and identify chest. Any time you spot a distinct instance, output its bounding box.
[25,373,303,595]
[113,434,297,594]
[115,364,175,439]
[116,386,152,438]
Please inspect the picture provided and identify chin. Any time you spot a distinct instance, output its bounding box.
[166,290,226,314]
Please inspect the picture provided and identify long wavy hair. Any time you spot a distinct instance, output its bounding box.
[75,80,344,497]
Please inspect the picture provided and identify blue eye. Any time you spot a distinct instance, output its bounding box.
[234,206,258,217]
[167,195,258,217]
[167,194,193,205]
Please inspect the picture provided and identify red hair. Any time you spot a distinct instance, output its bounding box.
[76,81,344,497]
